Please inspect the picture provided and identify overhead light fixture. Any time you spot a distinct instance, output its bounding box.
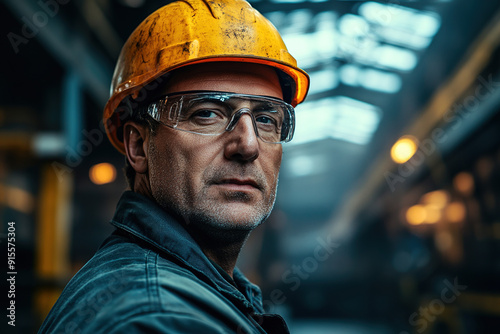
[421,190,449,209]
[406,204,427,225]
[424,204,442,224]
[391,135,418,164]
[406,203,442,225]
[444,202,466,223]
[453,172,474,196]
[89,163,116,185]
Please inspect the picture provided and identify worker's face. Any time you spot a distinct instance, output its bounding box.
[147,63,283,234]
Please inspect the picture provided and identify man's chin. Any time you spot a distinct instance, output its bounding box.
[200,211,264,231]
[183,210,262,245]
[189,203,270,230]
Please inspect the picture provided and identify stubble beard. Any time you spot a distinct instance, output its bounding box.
[190,182,277,228]
[162,179,279,244]
[149,141,279,243]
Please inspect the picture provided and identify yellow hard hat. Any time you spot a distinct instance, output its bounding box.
[103,0,310,154]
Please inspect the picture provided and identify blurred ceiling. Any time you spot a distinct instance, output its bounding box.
[2,0,500,259]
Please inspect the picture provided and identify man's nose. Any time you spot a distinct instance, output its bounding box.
[223,111,260,162]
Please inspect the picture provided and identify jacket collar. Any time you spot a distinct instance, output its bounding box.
[110,191,263,313]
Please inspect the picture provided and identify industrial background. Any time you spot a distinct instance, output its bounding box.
[2,0,500,333]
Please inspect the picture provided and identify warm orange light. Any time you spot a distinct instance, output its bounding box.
[435,230,453,251]
[445,202,466,223]
[453,172,474,196]
[391,136,418,164]
[89,163,116,185]
[2,185,35,214]
[424,204,442,224]
[421,190,449,209]
[406,204,427,225]
[476,157,493,181]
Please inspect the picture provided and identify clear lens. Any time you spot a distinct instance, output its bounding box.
[145,92,295,143]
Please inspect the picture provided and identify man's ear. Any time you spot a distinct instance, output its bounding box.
[123,121,149,174]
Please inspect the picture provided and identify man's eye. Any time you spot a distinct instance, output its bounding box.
[193,109,218,118]
[255,114,278,125]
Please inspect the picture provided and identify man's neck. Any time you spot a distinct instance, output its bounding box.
[184,225,250,279]
[202,243,244,279]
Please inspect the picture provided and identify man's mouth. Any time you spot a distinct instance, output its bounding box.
[214,178,261,191]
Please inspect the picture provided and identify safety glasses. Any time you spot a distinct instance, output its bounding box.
[141,91,295,144]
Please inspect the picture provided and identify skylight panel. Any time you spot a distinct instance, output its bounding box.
[361,68,402,93]
[339,65,402,93]
[307,68,339,95]
[373,45,418,71]
[338,14,369,37]
[288,97,382,146]
[359,2,441,37]
[375,26,433,49]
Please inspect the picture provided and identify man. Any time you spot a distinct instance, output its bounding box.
[39,0,309,333]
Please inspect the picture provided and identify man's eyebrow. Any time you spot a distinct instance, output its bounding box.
[188,97,228,106]
[248,100,280,110]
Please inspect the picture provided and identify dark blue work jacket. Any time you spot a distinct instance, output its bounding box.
[38,191,289,333]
